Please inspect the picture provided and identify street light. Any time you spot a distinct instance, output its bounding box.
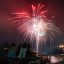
[59,44,64,53]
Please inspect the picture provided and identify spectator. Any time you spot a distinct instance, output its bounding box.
[17,42,27,58]
[26,43,32,57]
[8,43,16,64]
[8,43,16,58]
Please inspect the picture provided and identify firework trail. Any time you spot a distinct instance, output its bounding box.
[9,4,59,53]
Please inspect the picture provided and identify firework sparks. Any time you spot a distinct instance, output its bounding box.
[9,4,59,53]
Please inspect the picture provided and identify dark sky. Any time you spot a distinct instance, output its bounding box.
[0,0,64,54]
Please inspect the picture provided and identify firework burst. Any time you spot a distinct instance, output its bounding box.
[9,4,59,53]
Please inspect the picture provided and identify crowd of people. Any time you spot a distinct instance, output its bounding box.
[0,42,49,64]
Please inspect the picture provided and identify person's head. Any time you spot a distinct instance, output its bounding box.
[18,44,22,48]
[11,42,16,47]
[22,42,26,48]
[27,43,31,49]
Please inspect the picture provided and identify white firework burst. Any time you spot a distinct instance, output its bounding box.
[9,4,59,53]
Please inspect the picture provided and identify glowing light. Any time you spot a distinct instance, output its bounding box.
[50,56,62,63]
[50,56,59,63]
[9,4,59,53]
[59,44,64,48]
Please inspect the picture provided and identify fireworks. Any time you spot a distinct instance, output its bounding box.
[9,4,59,53]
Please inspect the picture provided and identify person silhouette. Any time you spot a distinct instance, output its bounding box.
[17,42,27,58]
[8,42,16,64]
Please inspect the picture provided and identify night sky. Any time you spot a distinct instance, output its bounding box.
[0,0,64,54]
